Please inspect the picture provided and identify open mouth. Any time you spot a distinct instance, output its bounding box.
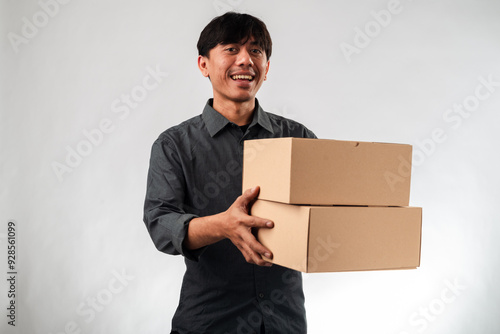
[231,74,254,82]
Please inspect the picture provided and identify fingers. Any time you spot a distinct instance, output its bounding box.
[244,223,274,266]
[245,216,274,229]
[229,221,273,266]
[225,187,275,266]
[233,186,273,228]
[225,214,274,266]
[234,232,273,267]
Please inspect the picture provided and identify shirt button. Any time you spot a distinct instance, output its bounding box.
[258,293,264,299]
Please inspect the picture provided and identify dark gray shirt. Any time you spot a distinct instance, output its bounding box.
[143,99,316,334]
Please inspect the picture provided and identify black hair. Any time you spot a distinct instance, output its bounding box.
[197,12,272,60]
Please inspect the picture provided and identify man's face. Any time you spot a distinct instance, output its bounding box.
[198,37,270,105]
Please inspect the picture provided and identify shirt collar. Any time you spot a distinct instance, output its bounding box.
[202,98,273,137]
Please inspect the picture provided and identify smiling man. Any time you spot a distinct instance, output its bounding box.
[143,12,316,333]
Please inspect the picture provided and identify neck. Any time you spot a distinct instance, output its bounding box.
[212,98,255,126]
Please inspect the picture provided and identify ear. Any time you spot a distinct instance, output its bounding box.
[264,60,270,81]
[198,55,210,77]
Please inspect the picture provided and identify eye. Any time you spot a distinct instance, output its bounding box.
[225,47,238,52]
[251,48,263,55]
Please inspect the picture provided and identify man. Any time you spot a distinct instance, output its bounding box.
[143,12,316,333]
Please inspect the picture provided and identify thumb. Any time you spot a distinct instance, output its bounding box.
[241,186,260,206]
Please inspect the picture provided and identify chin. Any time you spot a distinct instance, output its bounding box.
[233,97,255,104]
[229,94,255,103]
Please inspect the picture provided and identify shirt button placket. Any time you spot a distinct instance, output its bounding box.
[254,267,272,332]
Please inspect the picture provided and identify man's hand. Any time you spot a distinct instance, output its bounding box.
[219,186,274,266]
[184,186,274,266]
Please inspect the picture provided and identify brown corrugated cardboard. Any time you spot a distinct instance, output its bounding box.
[251,199,422,273]
[243,138,412,206]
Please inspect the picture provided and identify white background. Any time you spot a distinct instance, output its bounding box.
[1,0,500,333]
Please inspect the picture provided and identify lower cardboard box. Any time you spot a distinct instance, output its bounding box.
[251,199,422,273]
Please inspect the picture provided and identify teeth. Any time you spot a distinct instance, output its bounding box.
[231,75,253,81]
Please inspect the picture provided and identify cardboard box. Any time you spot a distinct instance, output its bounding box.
[243,138,412,206]
[252,199,422,273]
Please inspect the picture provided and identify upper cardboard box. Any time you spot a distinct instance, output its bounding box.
[243,138,412,206]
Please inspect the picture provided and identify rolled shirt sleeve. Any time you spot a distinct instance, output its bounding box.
[143,139,202,261]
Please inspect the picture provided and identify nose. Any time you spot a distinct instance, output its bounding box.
[236,48,253,66]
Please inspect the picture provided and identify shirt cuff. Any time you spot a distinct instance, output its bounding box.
[173,214,206,262]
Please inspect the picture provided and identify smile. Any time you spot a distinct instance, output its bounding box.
[231,75,254,81]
